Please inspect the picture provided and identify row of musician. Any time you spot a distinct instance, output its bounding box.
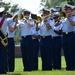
[1,4,75,73]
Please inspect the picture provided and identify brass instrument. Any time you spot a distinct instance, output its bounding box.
[0,29,8,47]
[31,14,42,23]
[31,13,53,23]
[59,11,66,18]
[19,12,24,19]
[37,16,42,23]
[20,13,51,23]
[59,11,75,18]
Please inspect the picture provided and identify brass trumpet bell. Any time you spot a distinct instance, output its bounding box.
[37,16,42,23]
[19,13,23,19]
[60,11,66,18]
[0,29,8,47]
[31,14,42,23]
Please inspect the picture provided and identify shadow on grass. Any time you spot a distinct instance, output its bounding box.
[7,73,21,75]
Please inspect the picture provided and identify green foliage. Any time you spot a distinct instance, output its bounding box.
[10,4,19,13]
[0,1,11,14]
[67,0,75,5]
[40,0,66,9]
[14,29,21,45]
[0,0,19,14]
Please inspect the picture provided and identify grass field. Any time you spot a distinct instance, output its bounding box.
[7,56,75,75]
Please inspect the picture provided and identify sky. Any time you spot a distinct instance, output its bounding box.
[3,0,41,15]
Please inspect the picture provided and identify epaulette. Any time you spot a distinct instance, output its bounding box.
[50,17,53,20]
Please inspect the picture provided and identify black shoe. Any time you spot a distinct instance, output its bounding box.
[66,68,74,71]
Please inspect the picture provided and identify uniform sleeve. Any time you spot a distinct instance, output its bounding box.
[72,16,75,21]
[29,19,35,26]
[38,23,42,29]
[6,18,13,24]
[48,19,55,29]
[9,22,16,28]
[38,30,40,35]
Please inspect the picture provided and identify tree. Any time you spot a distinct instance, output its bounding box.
[67,0,75,5]
[40,0,66,9]
[0,0,20,45]
[0,0,19,14]
[10,4,19,13]
[0,1,11,14]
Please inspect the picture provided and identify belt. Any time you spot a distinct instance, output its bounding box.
[8,38,14,39]
[63,31,74,35]
[52,36,61,39]
[22,35,31,38]
[41,35,51,38]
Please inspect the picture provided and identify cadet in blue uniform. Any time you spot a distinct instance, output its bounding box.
[6,12,18,72]
[17,9,34,71]
[62,4,75,70]
[31,21,40,70]
[51,12,62,70]
[36,8,54,70]
[0,7,18,74]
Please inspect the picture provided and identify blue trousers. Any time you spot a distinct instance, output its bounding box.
[62,32,75,70]
[52,36,61,69]
[0,42,7,74]
[40,36,53,70]
[7,38,15,72]
[32,39,39,70]
[21,36,33,71]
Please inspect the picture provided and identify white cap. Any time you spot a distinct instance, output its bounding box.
[6,11,13,16]
[0,7,5,13]
[42,8,50,13]
[54,12,60,16]
[50,8,57,13]
[24,9,31,14]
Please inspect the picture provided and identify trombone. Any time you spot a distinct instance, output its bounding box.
[31,13,53,23]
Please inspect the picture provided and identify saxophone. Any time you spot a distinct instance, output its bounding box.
[0,28,8,47]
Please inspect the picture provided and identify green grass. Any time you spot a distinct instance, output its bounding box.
[7,56,75,75]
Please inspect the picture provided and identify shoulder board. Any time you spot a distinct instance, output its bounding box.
[29,19,33,21]
[49,17,53,20]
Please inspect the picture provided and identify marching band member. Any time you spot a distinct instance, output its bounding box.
[62,4,75,70]
[0,7,18,74]
[36,8,54,70]
[6,12,18,72]
[51,12,62,70]
[17,9,34,71]
[31,20,40,70]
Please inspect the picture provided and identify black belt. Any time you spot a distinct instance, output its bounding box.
[41,35,51,38]
[52,36,61,39]
[8,38,14,39]
[63,31,74,35]
[22,35,31,38]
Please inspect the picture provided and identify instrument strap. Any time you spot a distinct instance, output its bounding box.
[0,18,5,28]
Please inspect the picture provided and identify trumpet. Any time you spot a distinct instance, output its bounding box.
[59,11,66,18]
[31,14,42,23]
[0,29,8,47]
[60,11,75,18]
[20,13,51,23]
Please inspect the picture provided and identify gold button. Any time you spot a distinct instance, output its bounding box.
[43,36,45,38]
[66,32,68,34]
[24,36,26,38]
